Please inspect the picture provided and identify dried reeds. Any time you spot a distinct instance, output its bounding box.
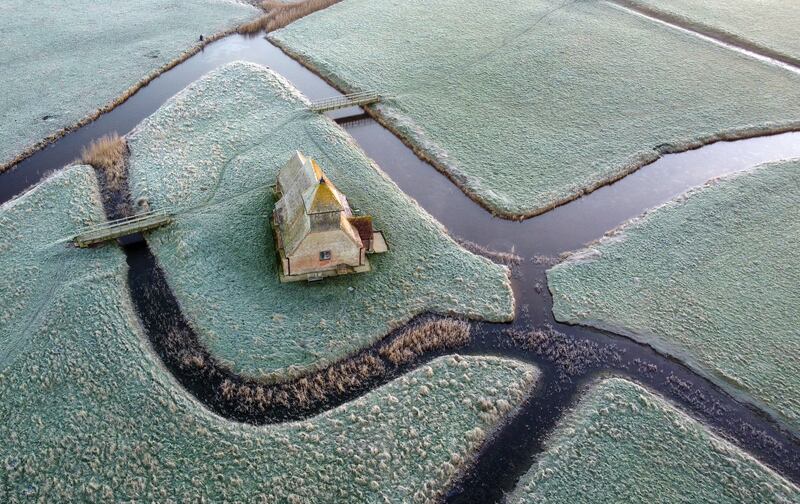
[508,328,622,380]
[215,353,385,411]
[380,319,471,366]
[81,133,127,191]
[238,0,342,34]
[456,238,522,266]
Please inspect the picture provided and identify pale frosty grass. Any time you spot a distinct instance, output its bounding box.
[627,0,800,63]
[509,378,799,503]
[126,61,514,379]
[548,158,800,428]
[270,0,800,217]
[0,0,257,168]
[0,161,536,502]
[0,165,109,371]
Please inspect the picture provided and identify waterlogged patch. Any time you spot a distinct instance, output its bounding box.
[271,0,800,217]
[548,159,800,427]
[126,61,514,379]
[509,378,799,502]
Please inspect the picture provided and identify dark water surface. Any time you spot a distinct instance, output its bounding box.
[2,33,800,503]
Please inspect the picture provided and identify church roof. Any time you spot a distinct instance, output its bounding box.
[303,178,346,214]
[274,152,358,255]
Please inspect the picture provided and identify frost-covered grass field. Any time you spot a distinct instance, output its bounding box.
[548,159,800,427]
[270,0,800,218]
[0,165,112,371]
[0,0,257,169]
[0,142,536,503]
[127,61,514,380]
[626,0,800,64]
[509,378,799,503]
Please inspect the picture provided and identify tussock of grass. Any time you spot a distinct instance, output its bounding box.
[81,134,127,191]
[380,319,471,366]
[239,0,341,34]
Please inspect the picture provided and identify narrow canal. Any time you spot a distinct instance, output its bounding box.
[1,33,799,503]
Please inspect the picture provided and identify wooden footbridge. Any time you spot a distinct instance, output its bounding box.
[309,91,381,113]
[74,209,174,247]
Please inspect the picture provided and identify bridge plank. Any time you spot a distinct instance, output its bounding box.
[309,91,381,112]
[74,214,173,247]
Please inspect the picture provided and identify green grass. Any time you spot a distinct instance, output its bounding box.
[126,61,514,380]
[548,158,800,428]
[509,378,799,503]
[270,0,800,217]
[626,0,800,64]
[0,0,257,169]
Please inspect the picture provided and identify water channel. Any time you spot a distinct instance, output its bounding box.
[2,33,800,503]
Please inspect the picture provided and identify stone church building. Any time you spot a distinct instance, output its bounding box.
[271,152,387,282]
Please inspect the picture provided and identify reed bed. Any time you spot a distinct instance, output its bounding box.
[380,319,471,366]
[171,318,472,415]
[81,134,128,191]
[216,354,386,411]
[508,327,623,380]
[156,307,474,417]
[239,0,341,34]
[456,238,523,266]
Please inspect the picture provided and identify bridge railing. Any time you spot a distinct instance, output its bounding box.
[74,208,174,247]
[309,91,381,112]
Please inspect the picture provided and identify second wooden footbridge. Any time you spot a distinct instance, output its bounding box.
[309,91,381,113]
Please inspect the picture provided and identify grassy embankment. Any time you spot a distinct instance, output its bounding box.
[618,0,800,67]
[270,0,800,218]
[548,158,800,428]
[509,378,799,502]
[126,61,514,381]
[0,0,258,172]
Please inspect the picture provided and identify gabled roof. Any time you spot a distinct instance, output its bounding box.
[303,178,346,214]
[274,152,360,255]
